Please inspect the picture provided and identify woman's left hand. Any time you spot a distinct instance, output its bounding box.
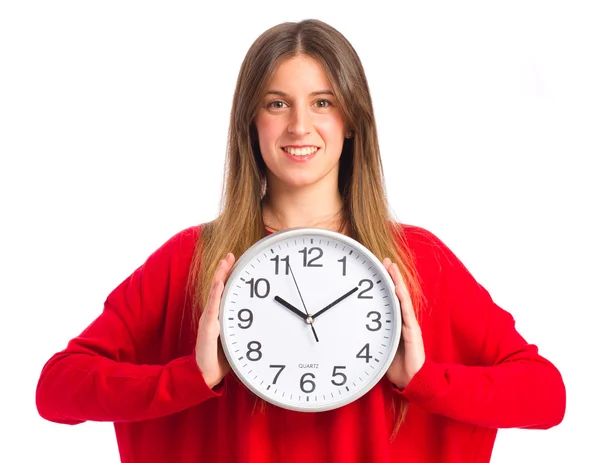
[382,258,426,390]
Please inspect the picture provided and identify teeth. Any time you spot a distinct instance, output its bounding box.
[283,146,318,156]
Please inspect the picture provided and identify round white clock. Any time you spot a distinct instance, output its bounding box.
[219,227,401,412]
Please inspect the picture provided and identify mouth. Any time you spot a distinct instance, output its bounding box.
[281,146,319,157]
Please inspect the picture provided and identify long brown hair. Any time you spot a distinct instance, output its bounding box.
[189,19,423,438]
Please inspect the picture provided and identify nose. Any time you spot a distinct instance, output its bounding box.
[287,105,311,136]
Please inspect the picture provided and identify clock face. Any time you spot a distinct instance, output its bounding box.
[219,228,401,412]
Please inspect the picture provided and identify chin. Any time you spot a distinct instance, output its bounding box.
[268,166,338,191]
[294,174,330,187]
[271,173,319,189]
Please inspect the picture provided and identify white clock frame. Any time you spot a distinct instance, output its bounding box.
[219,227,401,412]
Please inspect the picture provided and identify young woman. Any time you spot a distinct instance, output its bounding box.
[36,19,566,463]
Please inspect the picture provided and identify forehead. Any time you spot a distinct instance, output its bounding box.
[268,55,333,92]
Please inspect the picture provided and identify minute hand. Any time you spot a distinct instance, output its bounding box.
[311,287,359,320]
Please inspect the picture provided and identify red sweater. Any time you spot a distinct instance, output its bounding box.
[36,225,565,463]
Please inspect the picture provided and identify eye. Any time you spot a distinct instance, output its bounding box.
[315,99,332,108]
[267,100,288,110]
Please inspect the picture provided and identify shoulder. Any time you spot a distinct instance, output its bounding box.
[395,223,454,264]
[393,223,470,286]
[142,224,205,269]
[165,224,203,250]
[397,223,443,248]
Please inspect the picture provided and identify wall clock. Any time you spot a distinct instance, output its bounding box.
[219,227,401,412]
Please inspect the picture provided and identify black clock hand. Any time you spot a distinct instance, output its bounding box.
[273,296,308,321]
[312,287,359,320]
[287,262,319,343]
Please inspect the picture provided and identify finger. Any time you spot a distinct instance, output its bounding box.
[383,259,406,317]
[202,255,235,321]
[214,258,230,282]
[200,278,216,316]
[382,257,392,270]
[222,253,235,274]
[391,263,418,326]
[207,279,224,318]
[225,252,235,267]
[210,259,229,297]
[391,263,407,291]
[202,268,224,319]
[384,261,408,318]
[214,254,236,285]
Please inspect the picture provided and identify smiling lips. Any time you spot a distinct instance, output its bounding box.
[282,146,319,157]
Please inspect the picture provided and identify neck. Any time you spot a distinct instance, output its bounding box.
[262,182,346,233]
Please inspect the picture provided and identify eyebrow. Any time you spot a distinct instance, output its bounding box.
[266,90,335,97]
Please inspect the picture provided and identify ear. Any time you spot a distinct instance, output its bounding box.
[345,130,354,139]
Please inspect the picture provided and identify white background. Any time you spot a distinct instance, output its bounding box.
[1,1,598,461]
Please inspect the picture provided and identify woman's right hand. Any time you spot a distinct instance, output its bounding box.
[194,253,236,389]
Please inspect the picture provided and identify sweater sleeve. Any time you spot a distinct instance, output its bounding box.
[394,228,566,430]
[36,227,221,424]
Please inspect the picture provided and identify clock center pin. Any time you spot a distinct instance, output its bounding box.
[305,316,314,324]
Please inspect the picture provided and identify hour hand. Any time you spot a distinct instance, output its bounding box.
[274,296,308,321]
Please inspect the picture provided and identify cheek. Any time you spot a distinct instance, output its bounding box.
[255,116,282,147]
[318,117,346,145]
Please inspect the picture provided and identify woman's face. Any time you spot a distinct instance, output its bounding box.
[254,55,347,193]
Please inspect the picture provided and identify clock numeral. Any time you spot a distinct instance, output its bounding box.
[246,341,263,361]
[270,255,290,275]
[357,279,374,299]
[300,373,316,393]
[270,365,286,384]
[245,278,270,298]
[237,308,253,329]
[299,247,323,267]
[366,311,382,331]
[331,366,347,386]
[356,343,373,363]
[338,256,347,276]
